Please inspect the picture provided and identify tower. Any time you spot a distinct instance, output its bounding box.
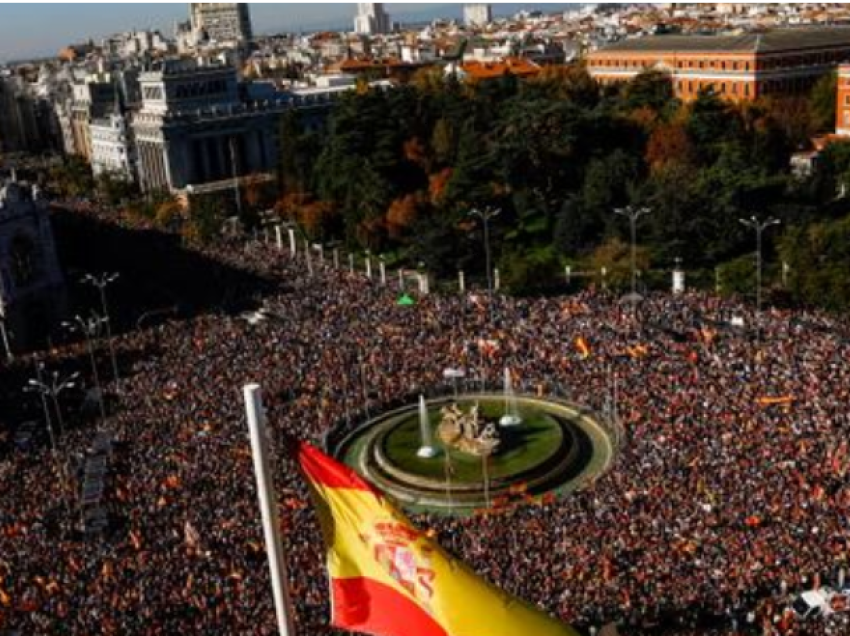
[464,4,493,28]
[189,3,253,45]
[354,3,390,36]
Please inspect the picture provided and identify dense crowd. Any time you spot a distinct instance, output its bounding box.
[2,210,850,636]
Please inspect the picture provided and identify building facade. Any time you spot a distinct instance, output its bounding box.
[90,112,136,182]
[836,64,850,136]
[190,3,253,45]
[68,79,119,160]
[131,58,336,195]
[464,4,493,28]
[0,179,63,309]
[0,75,60,154]
[355,3,391,36]
[587,27,850,101]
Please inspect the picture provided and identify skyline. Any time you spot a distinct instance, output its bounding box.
[0,3,577,63]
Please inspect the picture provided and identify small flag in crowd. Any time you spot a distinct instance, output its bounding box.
[574,336,591,360]
[756,396,794,407]
[297,442,580,636]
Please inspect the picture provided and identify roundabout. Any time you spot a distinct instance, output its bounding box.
[335,394,618,514]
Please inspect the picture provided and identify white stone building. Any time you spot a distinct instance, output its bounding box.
[90,112,136,182]
[354,3,391,36]
[464,4,493,28]
[190,3,253,45]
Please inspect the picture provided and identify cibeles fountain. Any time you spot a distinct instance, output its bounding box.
[417,368,521,460]
[499,367,523,428]
[416,395,439,459]
[336,383,618,512]
[436,403,500,457]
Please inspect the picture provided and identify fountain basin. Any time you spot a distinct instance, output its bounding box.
[336,394,616,514]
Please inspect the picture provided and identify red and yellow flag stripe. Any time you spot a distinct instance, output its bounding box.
[298,442,579,636]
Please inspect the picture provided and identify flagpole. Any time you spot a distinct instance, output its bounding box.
[244,384,297,636]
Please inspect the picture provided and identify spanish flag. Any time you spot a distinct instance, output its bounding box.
[574,336,590,360]
[297,443,579,636]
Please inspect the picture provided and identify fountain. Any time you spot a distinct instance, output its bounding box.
[499,367,522,427]
[416,395,439,458]
[437,403,500,457]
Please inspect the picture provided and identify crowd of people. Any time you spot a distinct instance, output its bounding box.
[2,206,850,636]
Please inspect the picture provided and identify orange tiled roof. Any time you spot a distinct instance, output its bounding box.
[461,57,542,80]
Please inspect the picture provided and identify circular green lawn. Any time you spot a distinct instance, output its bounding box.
[380,400,564,483]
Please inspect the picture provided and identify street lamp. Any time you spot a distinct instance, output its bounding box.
[27,368,79,439]
[81,272,120,386]
[614,206,651,299]
[24,362,57,451]
[468,207,500,296]
[738,215,781,312]
[63,314,107,420]
[24,363,75,512]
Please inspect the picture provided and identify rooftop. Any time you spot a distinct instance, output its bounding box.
[461,57,542,80]
[595,27,850,55]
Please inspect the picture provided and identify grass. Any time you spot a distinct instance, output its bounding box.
[380,400,564,482]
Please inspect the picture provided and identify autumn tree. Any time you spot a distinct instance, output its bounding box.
[386,193,423,240]
[645,120,696,173]
[589,237,650,292]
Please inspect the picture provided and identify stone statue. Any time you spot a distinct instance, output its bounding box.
[437,402,500,457]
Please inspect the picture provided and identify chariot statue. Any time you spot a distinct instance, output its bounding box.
[437,403,500,457]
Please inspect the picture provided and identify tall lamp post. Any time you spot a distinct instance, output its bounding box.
[614,206,651,299]
[27,369,79,439]
[25,364,77,511]
[63,314,107,420]
[738,215,781,313]
[24,362,57,451]
[82,273,120,386]
[468,207,500,297]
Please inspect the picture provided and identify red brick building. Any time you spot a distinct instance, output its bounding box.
[587,27,850,102]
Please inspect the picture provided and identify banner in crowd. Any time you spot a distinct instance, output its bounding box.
[297,442,579,636]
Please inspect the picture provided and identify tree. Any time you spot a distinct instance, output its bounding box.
[645,120,696,173]
[525,64,600,108]
[278,110,318,195]
[386,193,423,240]
[621,70,677,116]
[686,90,742,164]
[155,196,185,233]
[185,195,226,245]
[50,155,94,199]
[443,121,498,208]
[298,199,336,240]
[588,237,650,292]
[779,215,850,311]
[810,71,837,134]
[431,118,456,166]
[95,170,136,206]
[499,246,562,295]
